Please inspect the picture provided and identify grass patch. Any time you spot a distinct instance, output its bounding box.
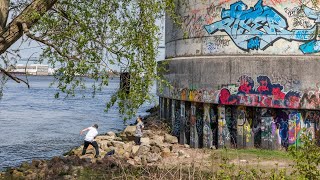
[213,148,291,161]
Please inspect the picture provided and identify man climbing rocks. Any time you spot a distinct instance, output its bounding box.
[80,124,100,158]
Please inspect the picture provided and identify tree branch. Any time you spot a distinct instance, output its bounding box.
[0,0,58,54]
[22,23,81,62]
[0,67,30,88]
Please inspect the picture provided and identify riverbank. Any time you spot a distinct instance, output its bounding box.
[0,107,296,179]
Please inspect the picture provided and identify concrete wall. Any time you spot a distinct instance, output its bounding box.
[159,56,320,110]
[159,0,320,149]
[166,0,320,57]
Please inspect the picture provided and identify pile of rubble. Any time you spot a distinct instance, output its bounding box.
[67,125,188,166]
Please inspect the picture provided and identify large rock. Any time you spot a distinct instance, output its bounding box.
[164,134,178,144]
[140,137,150,146]
[96,135,115,141]
[161,147,171,158]
[147,153,162,163]
[150,146,161,154]
[136,145,150,156]
[150,135,164,147]
[123,143,133,153]
[123,126,136,139]
[106,131,116,137]
[131,145,140,156]
[111,141,125,148]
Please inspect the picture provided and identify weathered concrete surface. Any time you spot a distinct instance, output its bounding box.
[165,0,320,57]
[158,56,320,109]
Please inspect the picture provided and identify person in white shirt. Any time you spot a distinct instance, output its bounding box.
[80,124,99,158]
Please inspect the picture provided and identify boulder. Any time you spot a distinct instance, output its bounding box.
[150,135,164,147]
[123,126,136,138]
[161,147,171,158]
[140,155,148,165]
[140,137,150,146]
[136,145,150,156]
[178,150,189,158]
[127,159,135,166]
[106,131,116,137]
[131,145,140,156]
[96,135,115,141]
[123,152,131,159]
[123,143,133,153]
[164,134,178,144]
[111,141,125,148]
[115,148,126,156]
[142,130,154,137]
[147,153,162,163]
[134,156,142,165]
[184,144,190,148]
[150,146,161,154]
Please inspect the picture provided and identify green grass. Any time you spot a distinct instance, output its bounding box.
[213,148,292,161]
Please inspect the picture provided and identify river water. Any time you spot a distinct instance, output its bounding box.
[0,76,157,171]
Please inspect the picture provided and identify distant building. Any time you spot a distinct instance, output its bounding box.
[11,64,49,75]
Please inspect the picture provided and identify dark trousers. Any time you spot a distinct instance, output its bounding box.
[134,136,141,145]
[82,140,99,157]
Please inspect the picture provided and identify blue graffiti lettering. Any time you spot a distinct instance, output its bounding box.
[204,0,318,53]
[247,37,260,50]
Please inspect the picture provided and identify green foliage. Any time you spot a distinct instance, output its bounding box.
[289,130,320,179]
[21,0,176,120]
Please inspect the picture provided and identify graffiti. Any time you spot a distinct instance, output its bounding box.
[210,107,218,147]
[288,112,302,146]
[204,0,320,54]
[196,105,204,148]
[180,102,186,144]
[165,75,312,109]
[275,110,289,149]
[203,104,213,148]
[225,107,237,148]
[185,104,191,145]
[284,7,301,17]
[236,106,246,148]
[173,102,181,137]
[305,111,320,142]
[190,114,198,148]
[206,37,231,52]
[271,73,300,89]
[206,4,223,18]
[218,106,231,147]
[261,116,273,142]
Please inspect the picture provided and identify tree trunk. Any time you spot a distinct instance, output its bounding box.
[0,0,58,54]
[0,0,9,29]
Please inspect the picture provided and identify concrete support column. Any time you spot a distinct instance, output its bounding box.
[218,105,231,148]
[180,101,186,144]
[203,104,213,148]
[190,103,198,148]
[171,99,175,133]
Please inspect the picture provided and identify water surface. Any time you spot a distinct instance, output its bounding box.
[0,76,156,171]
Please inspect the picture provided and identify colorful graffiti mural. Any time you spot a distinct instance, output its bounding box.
[163,75,317,109]
[288,112,302,146]
[204,0,320,54]
[160,97,320,150]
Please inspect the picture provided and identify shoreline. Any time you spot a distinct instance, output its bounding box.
[0,106,296,179]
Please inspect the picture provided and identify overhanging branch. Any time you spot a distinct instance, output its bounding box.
[0,0,58,54]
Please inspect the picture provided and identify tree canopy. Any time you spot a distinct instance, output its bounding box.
[0,0,175,120]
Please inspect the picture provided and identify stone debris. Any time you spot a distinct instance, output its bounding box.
[0,110,199,179]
